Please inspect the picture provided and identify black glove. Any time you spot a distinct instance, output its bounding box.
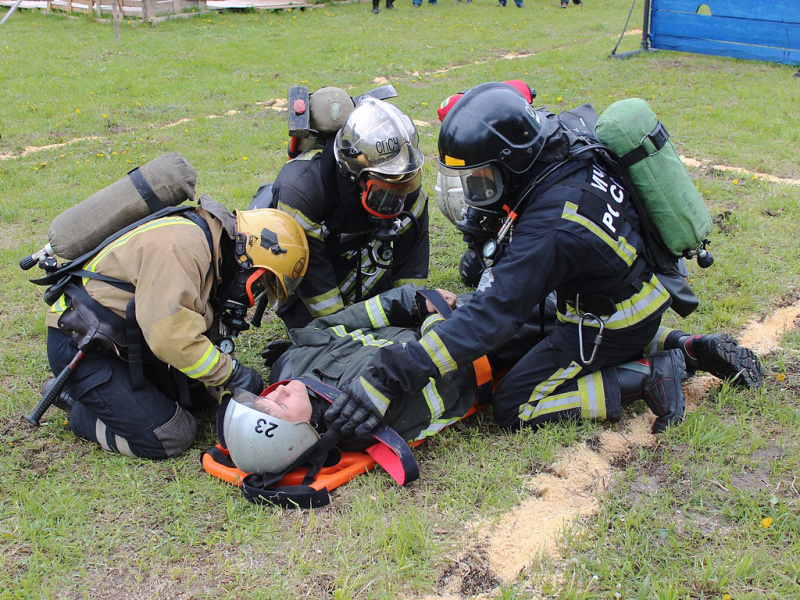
[261,339,293,368]
[224,360,265,395]
[325,390,384,438]
[459,248,486,288]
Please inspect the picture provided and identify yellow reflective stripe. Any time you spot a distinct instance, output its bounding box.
[651,326,673,354]
[276,203,324,241]
[305,287,344,317]
[419,330,457,376]
[519,362,583,421]
[365,296,389,329]
[180,343,221,378]
[290,148,323,161]
[86,218,197,274]
[393,278,427,288]
[397,190,427,234]
[330,325,392,348]
[579,370,606,420]
[559,275,669,330]
[420,313,444,335]
[357,376,390,414]
[562,202,637,267]
[49,294,68,315]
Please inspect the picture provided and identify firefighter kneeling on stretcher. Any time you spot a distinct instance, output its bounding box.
[318,82,763,439]
[45,200,308,459]
[218,284,762,478]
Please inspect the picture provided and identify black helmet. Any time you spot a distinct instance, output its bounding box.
[438,82,548,208]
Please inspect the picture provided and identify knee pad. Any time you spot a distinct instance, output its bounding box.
[154,406,198,458]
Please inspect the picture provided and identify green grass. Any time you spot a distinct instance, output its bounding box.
[1,1,799,598]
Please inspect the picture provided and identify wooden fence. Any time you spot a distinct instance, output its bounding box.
[0,0,315,20]
[649,0,800,66]
[43,0,204,20]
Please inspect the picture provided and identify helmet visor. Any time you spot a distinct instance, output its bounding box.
[439,163,505,208]
[361,170,422,218]
[245,268,272,308]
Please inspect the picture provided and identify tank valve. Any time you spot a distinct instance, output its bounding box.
[19,244,54,271]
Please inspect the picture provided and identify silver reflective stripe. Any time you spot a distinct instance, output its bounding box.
[650,326,672,354]
[115,435,134,457]
[578,370,605,420]
[419,330,457,376]
[358,377,390,415]
[420,313,444,334]
[559,276,669,330]
[339,248,388,299]
[422,380,445,421]
[365,297,390,329]
[276,203,325,241]
[307,294,344,316]
[331,325,391,348]
[95,419,111,451]
[396,191,427,234]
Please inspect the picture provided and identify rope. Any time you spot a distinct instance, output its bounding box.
[610,0,638,57]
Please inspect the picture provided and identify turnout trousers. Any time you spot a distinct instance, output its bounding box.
[47,327,199,459]
[492,315,662,429]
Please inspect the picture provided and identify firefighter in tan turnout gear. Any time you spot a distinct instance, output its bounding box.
[44,197,309,459]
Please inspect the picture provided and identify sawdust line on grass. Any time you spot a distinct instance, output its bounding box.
[450,303,800,589]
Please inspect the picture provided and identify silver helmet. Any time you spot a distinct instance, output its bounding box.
[222,388,319,474]
[333,97,424,180]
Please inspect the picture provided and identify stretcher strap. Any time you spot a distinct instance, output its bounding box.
[296,377,419,486]
[416,289,493,406]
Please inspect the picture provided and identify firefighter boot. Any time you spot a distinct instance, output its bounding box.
[685,334,763,389]
[642,350,687,433]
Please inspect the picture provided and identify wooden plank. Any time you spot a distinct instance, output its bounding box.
[651,12,800,49]
[652,0,800,23]
[650,35,800,66]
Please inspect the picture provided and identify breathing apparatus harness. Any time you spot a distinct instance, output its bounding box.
[457,141,685,366]
[336,161,426,297]
[28,205,217,395]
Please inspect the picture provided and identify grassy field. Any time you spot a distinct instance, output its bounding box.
[1,1,799,598]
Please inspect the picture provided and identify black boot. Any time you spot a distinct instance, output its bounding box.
[642,350,687,433]
[42,378,76,414]
[684,334,763,389]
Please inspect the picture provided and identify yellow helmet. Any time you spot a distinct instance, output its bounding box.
[234,209,309,310]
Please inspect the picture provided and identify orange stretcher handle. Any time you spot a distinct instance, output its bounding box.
[202,446,250,487]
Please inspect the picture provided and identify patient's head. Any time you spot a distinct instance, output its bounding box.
[252,380,313,423]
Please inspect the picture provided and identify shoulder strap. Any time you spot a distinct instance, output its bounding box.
[31,205,198,287]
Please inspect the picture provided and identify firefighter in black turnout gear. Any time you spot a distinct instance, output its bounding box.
[326,82,691,437]
[271,98,429,329]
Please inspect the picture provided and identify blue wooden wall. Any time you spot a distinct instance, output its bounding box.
[649,0,800,66]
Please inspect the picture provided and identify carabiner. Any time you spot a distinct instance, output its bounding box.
[577,311,605,366]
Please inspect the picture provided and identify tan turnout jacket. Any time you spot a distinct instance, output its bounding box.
[47,205,234,386]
